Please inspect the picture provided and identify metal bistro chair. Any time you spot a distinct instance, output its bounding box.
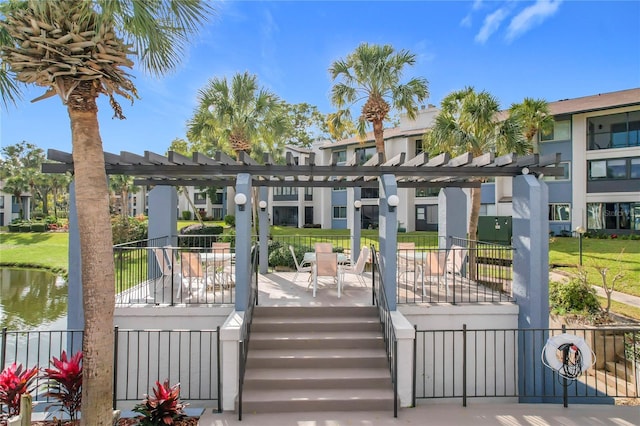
[313,252,342,298]
[289,245,312,282]
[341,245,369,287]
[211,242,234,288]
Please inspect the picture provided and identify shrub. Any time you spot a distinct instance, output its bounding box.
[19,224,31,232]
[224,214,235,227]
[111,215,149,245]
[133,380,187,426]
[8,223,20,232]
[42,350,82,421]
[549,279,601,317]
[178,224,224,247]
[181,210,192,220]
[31,222,46,232]
[0,362,38,418]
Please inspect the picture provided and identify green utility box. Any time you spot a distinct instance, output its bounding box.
[478,216,512,244]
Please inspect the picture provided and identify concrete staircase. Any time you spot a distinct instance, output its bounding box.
[240,305,395,413]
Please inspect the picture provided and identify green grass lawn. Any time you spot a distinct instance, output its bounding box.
[0,232,68,273]
[549,237,640,297]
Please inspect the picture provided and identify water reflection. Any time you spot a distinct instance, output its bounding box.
[0,268,67,330]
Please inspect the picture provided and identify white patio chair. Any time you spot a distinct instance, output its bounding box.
[180,252,208,302]
[341,246,369,287]
[211,242,234,288]
[313,252,342,298]
[289,245,312,282]
[314,242,333,253]
[397,242,422,289]
[151,247,181,303]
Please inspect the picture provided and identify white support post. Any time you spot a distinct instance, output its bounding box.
[391,311,416,407]
[220,310,244,411]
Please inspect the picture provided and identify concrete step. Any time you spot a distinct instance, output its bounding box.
[243,367,392,389]
[246,348,388,369]
[253,305,379,318]
[605,360,635,382]
[250,330,385,350]
[251,316,381,333]
[239,388,395,413]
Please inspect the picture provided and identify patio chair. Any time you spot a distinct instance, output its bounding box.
[151,247,181,303]
[180,252,208,302]
[397,242,422,288]
[341,245,369,287]
[314,242,333,253]
[210,242,234,288]
[313,252,342,298]
[289,245,312,282]
[443,245,468,295]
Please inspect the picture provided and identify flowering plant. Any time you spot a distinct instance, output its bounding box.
[133,380,187,425]
[42,350,83,421]
[0,362,38,418]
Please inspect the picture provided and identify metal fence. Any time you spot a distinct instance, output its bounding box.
[397,240,514,305]
[371,246,398,417]
[1,327,221,412]
[414,325,639,406]
[114,242,235,306]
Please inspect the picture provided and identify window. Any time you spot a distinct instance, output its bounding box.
[212,191,224,204]
[415,187,440,197]
[0,196,4,208]
[355,146,376,165]
[540,119,571,142]
[133,196,137,207]
[588,157,639,180]
[273,186,298,201]
[415,139,424,156]
[542,162,570,181]
[335,150,347,163]
[333,187,346,191]
[304,187,313,201]
[588,111,640,150]
[361,188,379,198]
[588,202,639,231]
[194,192,206,204]
[549,203,571,221]
[212,208,223,220]
[333,206,347,219]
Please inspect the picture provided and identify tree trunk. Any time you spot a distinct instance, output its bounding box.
[467,186,482,281]
[372,119,386,162]
[68,101,115,425]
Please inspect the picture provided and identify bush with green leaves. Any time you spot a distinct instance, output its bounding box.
[549,279,601,316]
[224,214,235,227]
[111,215,149,245]
[178,224,224,248]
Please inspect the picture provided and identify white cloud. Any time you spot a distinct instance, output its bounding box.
[461,0,484,28]
[506,0,562,42]
[475,7,509,44]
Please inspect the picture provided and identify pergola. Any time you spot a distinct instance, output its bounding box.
[45,147,561,404]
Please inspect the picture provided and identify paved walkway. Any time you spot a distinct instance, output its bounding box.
[197,402,640,425]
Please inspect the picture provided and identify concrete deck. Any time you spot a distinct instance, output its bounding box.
[197,401,640,425]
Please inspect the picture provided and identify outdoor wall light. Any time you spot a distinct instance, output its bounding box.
[387,195,399,212]
[354,200,362,210]
[234,193,247,211]
[259,200,268,210]
[521,167,530,175]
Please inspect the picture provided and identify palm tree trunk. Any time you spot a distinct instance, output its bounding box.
[467,186,481,281]
[68,100,115,425]
[372,119,386,161]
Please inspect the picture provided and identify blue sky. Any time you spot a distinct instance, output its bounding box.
[1,0,639,155]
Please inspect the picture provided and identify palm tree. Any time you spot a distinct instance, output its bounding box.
[426,87,527,261]
[0,1,213,424]
[189,71,286,160]
[109,175,139,218]
[510,97,554,154]
[329,43,429,160]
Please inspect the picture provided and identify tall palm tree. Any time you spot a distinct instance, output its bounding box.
[426,87,527,251]
[189,71,286,160]
[510,97,554,154]
[0,1,213,424]
[109,175,139,217]
[329,43,429,160]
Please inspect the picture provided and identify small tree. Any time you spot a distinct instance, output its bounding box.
[591,249,626,315]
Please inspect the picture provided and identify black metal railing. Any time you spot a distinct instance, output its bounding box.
[114,244,236,306]
[371,246,398,417]
[396,237,514,304]
[237,244,259,421]
[414,325,639,405]
[0,327,222,413]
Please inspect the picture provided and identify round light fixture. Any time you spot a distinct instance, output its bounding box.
[354,200,362,209]
[259,200,268,209]
[234,193,247,206]
[387,195,400,207]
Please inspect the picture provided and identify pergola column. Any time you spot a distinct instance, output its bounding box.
[512,174,550,400]
[379,174,398,311]
[258,186,269,274]
[437,187,467,249]
[235,174,252,311]
[148,186,178,246]
[351,187,362,263]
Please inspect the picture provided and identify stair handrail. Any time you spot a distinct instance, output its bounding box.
[238,244,259,421]
[370,245,398,418]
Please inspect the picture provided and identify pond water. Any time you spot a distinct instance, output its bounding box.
[0,268,68,330]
